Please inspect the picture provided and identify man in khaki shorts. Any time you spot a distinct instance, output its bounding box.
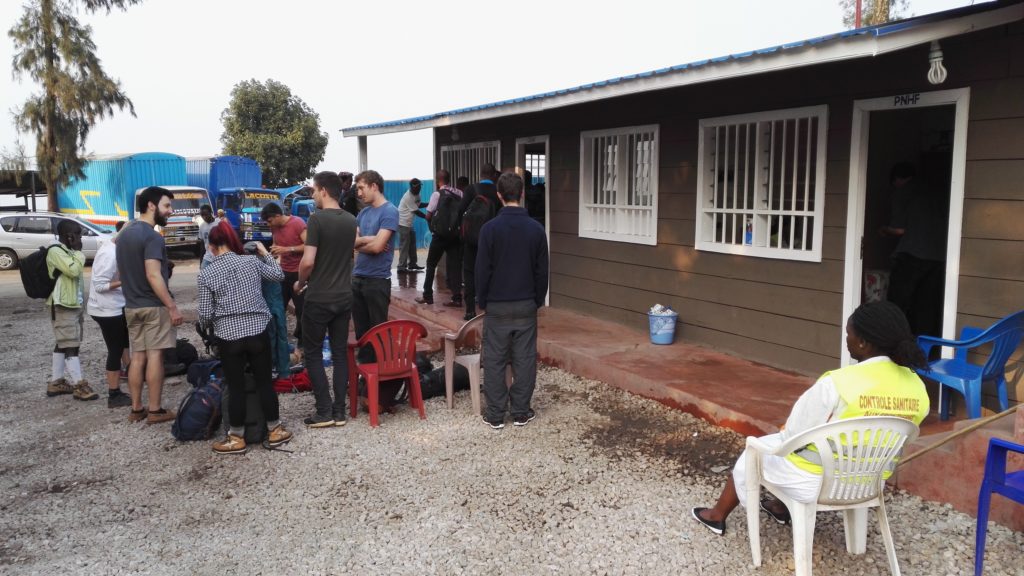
[115,186,184,424]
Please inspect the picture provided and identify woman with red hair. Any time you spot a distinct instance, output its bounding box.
[197,221,292,454]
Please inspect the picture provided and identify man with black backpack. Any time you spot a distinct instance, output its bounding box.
[417,168,463,306]
[43,219,98,401]
[458,163,501,321]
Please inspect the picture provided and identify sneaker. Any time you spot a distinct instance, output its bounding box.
[107,391,132,408]
[145,408,176,425]
[408,265,424,271]
[304,415,336,428]
[396,267,410,274]
[72,380,99,401]
[266,425,293,447]
[212,434,247,455]
[46,378,73,397]
[127,408,148,423]
[442,298,463,308]
[482,416,505,430]
[415,295,434,305]
[332,414,348,427]
[692,507,726,535]
[513,410,536,427]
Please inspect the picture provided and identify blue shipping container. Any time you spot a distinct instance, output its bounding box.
[59,152,187,226]
[383,179,433,249]
[186,156,262,205]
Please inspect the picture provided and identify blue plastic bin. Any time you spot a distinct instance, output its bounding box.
[648,312,678,345]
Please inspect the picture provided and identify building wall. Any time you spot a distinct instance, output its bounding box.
[433,22,1024,391]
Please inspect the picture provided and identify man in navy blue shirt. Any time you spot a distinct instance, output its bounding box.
[476,172,549,429]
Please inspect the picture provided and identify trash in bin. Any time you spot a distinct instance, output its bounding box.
[648,303,678,345]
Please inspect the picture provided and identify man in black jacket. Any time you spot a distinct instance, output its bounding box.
[458,163,501,321]
[476,171,549,430]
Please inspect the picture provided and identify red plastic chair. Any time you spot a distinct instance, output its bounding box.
[346,320,428,427]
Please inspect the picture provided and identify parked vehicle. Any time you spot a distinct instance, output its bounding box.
[134,186,211,253]
[57,152,204,249]
[0,211,112,270]
[281,186,315,222]
[210,187,281,243]
[291,198,316,221]
[186,155,261,202]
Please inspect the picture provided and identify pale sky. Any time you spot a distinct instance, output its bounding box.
[0,0,979,182]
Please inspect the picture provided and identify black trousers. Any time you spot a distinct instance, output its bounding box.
[352,276,391,363]
[888,253,945,337]
[301,298,351,420]
[91,314,128,372]
[422,235,462,299]
[281,270,304,340]
[218,330,280,428]
[463,243,478,316]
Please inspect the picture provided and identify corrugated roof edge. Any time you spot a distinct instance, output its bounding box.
[342,1,1016,135]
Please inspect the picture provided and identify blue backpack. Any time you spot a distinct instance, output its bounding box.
[173,361,223,441]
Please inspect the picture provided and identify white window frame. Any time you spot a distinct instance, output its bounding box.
[578,124,659,246]
[695,105,828,262]
[439,140,501,183]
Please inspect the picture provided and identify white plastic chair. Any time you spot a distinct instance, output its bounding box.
[745,416,920,576]
[443,313,512,414]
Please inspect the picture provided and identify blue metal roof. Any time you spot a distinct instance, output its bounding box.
[342,1,1009,134]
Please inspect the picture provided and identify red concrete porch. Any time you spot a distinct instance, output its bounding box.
[387,266,1022,530]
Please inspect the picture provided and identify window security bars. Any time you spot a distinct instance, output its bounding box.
[579,125,659,245]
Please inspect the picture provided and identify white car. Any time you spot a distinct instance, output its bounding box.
[0,211,113,270]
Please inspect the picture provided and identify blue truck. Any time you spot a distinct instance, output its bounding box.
[213,187,282,242]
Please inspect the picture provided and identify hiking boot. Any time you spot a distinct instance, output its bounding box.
[266,425,293,447]
[46,378,73,397]
[304,415,336,428]
[213,434,247,455]
[145,408,175,425]
[482,415,505,430]
[72,380,99,401]
[107,392,132,408]
[513,410,536,427]
[415,295,434,305]
[127,408,148,423]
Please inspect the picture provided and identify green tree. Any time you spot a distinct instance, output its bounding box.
[839,0,910,28]
[221,79,329,188]
[9,0,139,212]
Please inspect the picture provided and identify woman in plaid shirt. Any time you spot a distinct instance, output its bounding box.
[198,221,292,454]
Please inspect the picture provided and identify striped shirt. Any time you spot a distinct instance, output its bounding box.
[197,252,284,341]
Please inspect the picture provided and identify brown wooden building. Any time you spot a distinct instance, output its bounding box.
[344,2,1024,411]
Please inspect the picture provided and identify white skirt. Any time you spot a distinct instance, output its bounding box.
[732,432,823,507]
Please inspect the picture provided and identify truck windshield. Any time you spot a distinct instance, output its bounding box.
[241,193,280,209]
[171,193,206,215]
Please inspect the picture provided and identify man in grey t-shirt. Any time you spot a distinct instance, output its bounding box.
[115,186,182,425]
[295,171,357,428]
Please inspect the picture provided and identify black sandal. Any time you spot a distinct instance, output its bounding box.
[760,497,791,525]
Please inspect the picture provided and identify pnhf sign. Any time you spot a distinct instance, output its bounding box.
[894,93,922,106]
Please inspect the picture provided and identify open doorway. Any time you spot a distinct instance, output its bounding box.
[862,105,955,338]
[515,135,550,304]
[842,88,969,366]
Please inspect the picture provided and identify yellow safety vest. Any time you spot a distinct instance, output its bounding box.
[786,360,930,475]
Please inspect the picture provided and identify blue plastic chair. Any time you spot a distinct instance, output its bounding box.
[916,311,1024,420]
[974,438,1024,576]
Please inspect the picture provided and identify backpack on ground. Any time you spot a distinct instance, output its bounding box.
[187,359,222,388]
[419,364,470,400]
[172,377,223,441]
[165,338,199,375]
[273,369,312,393]
[429,189,461,239]
[20,245,62,299]
[461,193,497,246]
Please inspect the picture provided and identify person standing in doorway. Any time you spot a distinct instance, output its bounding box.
[352,170,399,363]
[459,164,501,321]
[116,186,183,425]
[295,171,358,428]
[262,202,307,342]
[396,178,426,273]
[881,162,948,337]
[476,172,549,429]
[417,169,463,306]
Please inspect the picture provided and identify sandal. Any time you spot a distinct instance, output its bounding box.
[760,497,791,525]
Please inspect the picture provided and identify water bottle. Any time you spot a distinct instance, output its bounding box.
[322,336,332,367]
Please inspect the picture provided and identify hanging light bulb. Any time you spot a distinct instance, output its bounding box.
[928,40,948,85]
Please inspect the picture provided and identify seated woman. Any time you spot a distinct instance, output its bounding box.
[693,301,930,534]
[198,221,292,454]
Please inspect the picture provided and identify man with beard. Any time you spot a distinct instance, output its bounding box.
[116,186,184,425]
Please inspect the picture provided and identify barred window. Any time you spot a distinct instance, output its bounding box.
[439,140,500,184]
[695,106,828,261]
[579,125,659,245]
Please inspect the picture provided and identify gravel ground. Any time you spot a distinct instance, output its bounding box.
[0,263,1020,575]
